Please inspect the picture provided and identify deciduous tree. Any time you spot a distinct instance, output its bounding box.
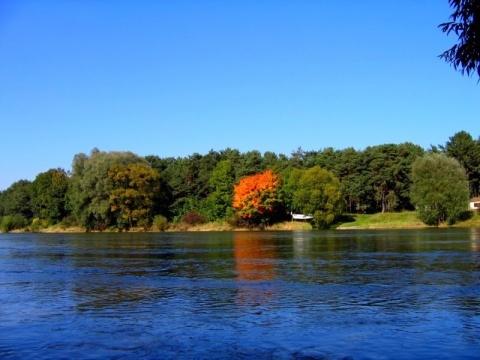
[67,149,146,230]
[0,180,33,219]
[411,153,469,225]
[205,160,235,221]
[292,166,344,229]
[233,170,282,224]
[30,168,69,224]
[108,163,161,229]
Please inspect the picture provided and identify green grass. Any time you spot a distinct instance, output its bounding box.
[336,210,480,229]
[336,211,428,229]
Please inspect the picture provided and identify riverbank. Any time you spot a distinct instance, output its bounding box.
[27,220,313,233]
[335,211,427,230]
[337,211,480,229]
[4,211,480,234]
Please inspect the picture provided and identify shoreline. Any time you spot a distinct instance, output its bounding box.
[3,211,480,234]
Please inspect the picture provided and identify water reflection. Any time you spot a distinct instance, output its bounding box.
[234,232,277,306]
[292,231,310,258]
[234,232,276,281]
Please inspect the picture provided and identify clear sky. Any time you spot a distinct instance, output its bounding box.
[0,0,478,191]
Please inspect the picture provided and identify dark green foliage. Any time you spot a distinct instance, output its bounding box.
[30,168,69,224]
[362,143,425,213]
[160,157,191,218]
[60,215,78,228]
[439,0,480,78]
[335,148,365,213]
[0,180,33,219]
[205,160,235,221]
[236,150,265,178]
[145,155,175,218]
[440,131,480,197]
[411,153,470,226]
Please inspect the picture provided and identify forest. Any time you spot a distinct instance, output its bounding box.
[0,130,478,232]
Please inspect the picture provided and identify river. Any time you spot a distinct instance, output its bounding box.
[1,229,479,359]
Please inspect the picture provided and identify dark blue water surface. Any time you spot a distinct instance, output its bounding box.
[1,229,480,359]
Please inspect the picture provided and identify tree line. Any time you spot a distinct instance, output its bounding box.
[0,131,478,232]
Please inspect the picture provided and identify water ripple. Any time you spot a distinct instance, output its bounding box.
[1,230,480,359]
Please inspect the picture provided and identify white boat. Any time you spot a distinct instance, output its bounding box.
[291,213,313,221]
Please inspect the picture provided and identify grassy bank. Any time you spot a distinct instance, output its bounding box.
[336,211,480,229]
[8,219,312,233]
[183,211,480,230]
[335,211,426,229]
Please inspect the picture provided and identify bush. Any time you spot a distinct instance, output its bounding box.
[137,218,151,230]
[181,212,206,226]
[60,215,78,228]
[153,215,168,231]
[29,218,49,232]
[1,214,28,232]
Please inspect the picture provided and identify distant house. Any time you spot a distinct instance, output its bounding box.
[469,197,480,210]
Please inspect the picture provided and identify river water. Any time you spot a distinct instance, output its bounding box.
[1,229,479,359]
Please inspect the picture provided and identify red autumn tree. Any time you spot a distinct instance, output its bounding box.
[233,170,282,223]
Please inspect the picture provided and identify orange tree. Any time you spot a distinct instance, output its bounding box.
[233,170,283,224]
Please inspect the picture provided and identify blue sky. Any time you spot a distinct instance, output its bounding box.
[0,0,478,190]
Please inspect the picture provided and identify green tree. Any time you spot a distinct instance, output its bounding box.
[281,167,303,213]
[393,142,425,210]
[144,155,174,217]
[362,143,423,213]
[30,168,69,224]
[67,149,146,230]
[411,153,469,226]
[0,180,33,219]
[263,151,281,170]
[439,0,480,79]
[334,148,365,213]
[440,131,480,197]
[160,157,196,218]
[219,148,241,166]
[292,166,344,229]
[236,150,266,178]
[289,147,306,168]
[108,163,161,229]
[158,151,222,219]
[205,160,235,221]
[311,147,338,171]
[364,145,401,213]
